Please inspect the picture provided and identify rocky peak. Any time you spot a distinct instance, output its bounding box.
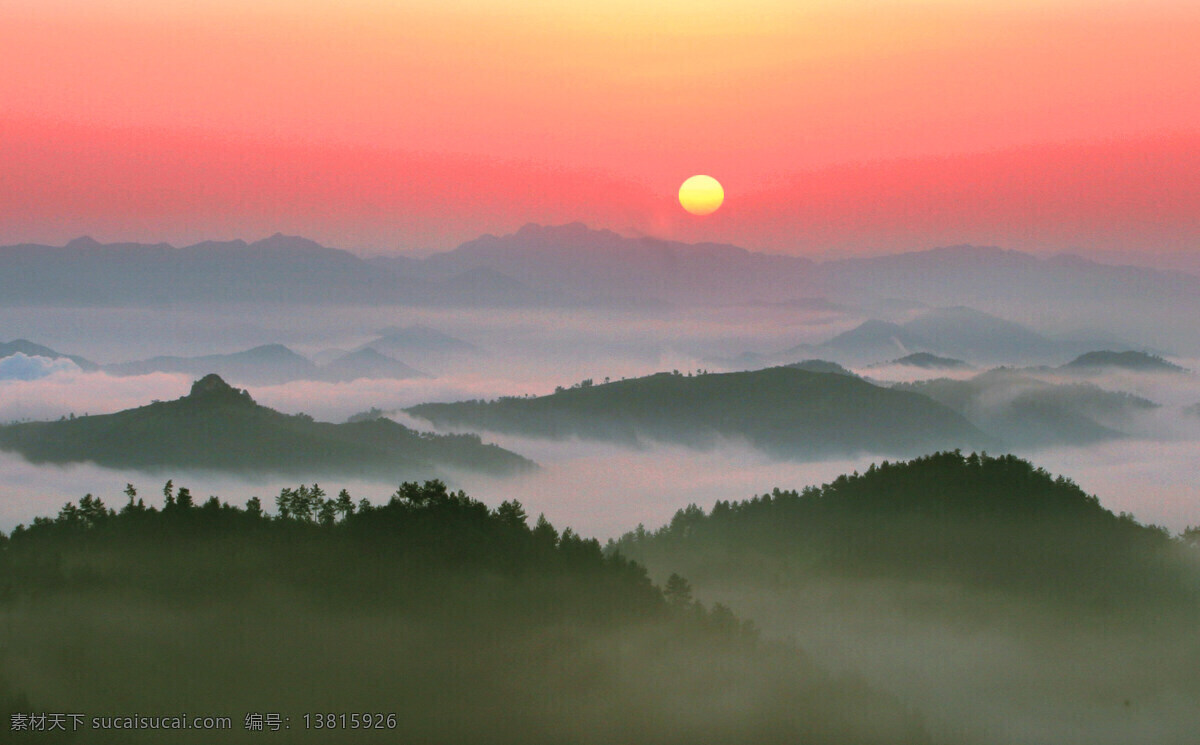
[188,374,254,403]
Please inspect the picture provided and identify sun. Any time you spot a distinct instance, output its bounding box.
[679,175,724,216]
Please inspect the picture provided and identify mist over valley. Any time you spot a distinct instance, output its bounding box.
[2,227,1199,745]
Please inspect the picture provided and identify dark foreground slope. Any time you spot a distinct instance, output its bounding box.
[0,481,927,745]
[0,375,531,478]
[408,367,992,459]
[613,453,1200,745]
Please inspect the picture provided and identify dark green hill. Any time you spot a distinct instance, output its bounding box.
[0,480,928,745]
[1062,350,1187,374]
[612,453,1200,743]
[612,451,1193,605]
[0,374,532,478]
[407,367,993,460]
[886,352,971,370]
[786,359,858,376]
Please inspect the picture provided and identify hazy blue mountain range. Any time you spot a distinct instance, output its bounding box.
[6,225,1199,322]
[0,374,529,478]
[400,224,1200,312]
[367,325,480,354]
[351,325,483,374]
[105,343,426,384]
[895,368,1159,448]
[4,336,433,384]
[818,244,1200,313]
[736,307,1115,367]
[0,338,98,370]
[319,347,428,382]
[901,306,1063,360]
[787,319,929,365]
[717,320,922,370]
[393,221,817,305]
[105,344,319,384]
[407,367,994,459]
[0,233,557,307]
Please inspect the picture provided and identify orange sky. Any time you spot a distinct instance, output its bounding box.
[1,0,1198,259]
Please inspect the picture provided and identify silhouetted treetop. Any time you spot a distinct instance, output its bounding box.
[0,479,775,641]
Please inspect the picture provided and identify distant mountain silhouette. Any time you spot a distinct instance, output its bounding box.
[820,244,1200,309]
[721,321,918,371]
[106,344,428,384]
[408,222,817,305]
[782,320,926,364]
[0,339,98,371]
[1061,350,1188,374]
[5,227,1200,318]
[896,368,1159,448]
[369,325,480,353]
[0,374,532,477]
[414,225,1200,312]
[761,307,1095,367]
[0,234,561,307]
[106,344,318,385]
[407,367,993,460]
[319,348,427,382]
[350,325,482,376]
[902,306,1062,361]
[411,226,1200,330]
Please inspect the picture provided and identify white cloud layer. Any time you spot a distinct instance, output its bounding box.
[0,369,191,423]
[1,306,1199,538]
[0,353,80,381]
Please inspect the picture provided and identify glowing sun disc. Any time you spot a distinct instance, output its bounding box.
[679,175,724,216]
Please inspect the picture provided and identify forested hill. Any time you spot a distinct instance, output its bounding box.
[407,367,993,459]
[0,480,929,745]
[613,451,1198,606]
[0,374,532,478]
[1062,350,1188,374]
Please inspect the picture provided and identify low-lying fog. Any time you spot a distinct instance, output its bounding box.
[2,303,1198,536]
[4,303,1200,745]
[0,303,850,365]
[4,430,1198,540]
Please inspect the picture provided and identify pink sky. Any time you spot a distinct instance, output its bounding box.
[1,1,1197,261]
